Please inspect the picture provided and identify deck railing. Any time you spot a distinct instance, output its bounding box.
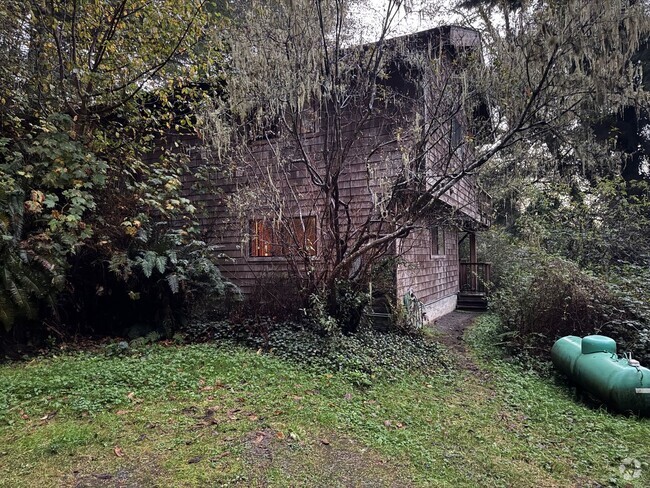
[459,262,492,294]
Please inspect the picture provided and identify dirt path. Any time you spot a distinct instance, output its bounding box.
[428,310,480,353]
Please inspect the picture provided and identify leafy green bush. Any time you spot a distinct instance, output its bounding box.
[64,226,239,336]
[303,279,371,335]
[483,231,603,350]
[484,229,650,364]
[0,122,97,333]
[599,264,650,364]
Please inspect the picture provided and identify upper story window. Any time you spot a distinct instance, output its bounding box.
[250,216,317,258]
[450,116,463,151]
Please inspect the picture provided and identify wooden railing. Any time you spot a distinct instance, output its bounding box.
[459,262,491,294]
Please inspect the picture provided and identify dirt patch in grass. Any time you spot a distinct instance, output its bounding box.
[242,429,415,487]
[429,310,480,352]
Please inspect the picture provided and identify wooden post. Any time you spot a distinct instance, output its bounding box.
[469,232,477,291]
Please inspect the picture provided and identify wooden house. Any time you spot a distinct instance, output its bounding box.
[181,25,492,321]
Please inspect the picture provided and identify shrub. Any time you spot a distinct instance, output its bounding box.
[485,229,650,364]
[62,226,239,336]
[599,264,650,364]
[484,230,611,353]
[182,318,446,383]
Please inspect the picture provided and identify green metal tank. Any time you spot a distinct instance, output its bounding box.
[551,335,650,416]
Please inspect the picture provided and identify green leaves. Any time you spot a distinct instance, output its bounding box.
[0,1,228,333]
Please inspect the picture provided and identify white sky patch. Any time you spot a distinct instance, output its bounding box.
[348,0,464,43]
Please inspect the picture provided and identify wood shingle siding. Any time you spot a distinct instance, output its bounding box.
[162,26,490,320]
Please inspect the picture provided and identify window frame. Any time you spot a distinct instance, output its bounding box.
[249,216,317,259]
[430,226,446,257]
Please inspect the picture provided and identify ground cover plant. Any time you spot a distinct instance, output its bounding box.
[1,315,649,487]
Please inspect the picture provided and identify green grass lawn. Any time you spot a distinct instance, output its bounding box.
[1,316,648,487]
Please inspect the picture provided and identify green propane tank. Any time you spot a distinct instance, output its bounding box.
[551,335,650,416]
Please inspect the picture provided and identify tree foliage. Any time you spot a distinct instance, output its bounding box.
[0,0,229,335]
[454,0,650,359]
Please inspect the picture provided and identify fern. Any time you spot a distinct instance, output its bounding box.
[0,191,62,330]
[139,251,157,278]
[155,255,167,274]
[0,294,15,331]
[166,273,180,294]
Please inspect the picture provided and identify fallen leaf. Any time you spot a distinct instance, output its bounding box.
[384,420,392,428]
[116,410,128,416]
[39,411,57,421]
[126,392,136,400]
[248,414,259,421]
[276,431,285,440]
[187,456,203,464]
[113,446,125,457]
[320,438,330,445]
[396,422,404,429]
[292,395,303,402]
[344,393,352,401]
[19,410,29,420]
[226,409,240,421]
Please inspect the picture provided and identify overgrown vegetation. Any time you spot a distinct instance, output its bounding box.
[482,228,650,364]
[183,318,444,384]
[0,1,233,343]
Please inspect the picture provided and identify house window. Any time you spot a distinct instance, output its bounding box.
[250,216,317,258]
[450,117,463,151]
[250,219,277,257]
[431,226,445,256]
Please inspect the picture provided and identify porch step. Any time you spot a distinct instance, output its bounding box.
[456,292,488,311]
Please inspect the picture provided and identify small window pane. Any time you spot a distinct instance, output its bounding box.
[431,226,445,256]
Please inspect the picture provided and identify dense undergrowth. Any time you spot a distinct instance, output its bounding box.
[483,229,650,364]
[183,319,446,381]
